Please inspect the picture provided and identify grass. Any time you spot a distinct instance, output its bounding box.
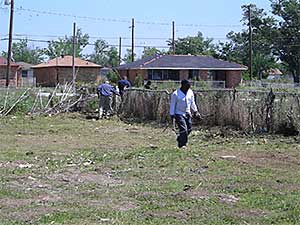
[0,114,300,224]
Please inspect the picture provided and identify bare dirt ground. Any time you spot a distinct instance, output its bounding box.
[0,114,300,224]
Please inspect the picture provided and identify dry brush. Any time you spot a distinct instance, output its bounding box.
[121,89,300,134]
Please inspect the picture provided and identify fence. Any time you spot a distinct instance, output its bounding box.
[241,80,300,89]
[121,88,300,135]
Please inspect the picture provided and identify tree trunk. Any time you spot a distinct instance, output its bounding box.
[295,60,300,85]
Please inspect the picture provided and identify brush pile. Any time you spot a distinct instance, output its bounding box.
[121,88,300,135]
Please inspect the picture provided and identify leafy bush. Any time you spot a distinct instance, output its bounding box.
[107,71,120,85]
[134,73,144,87]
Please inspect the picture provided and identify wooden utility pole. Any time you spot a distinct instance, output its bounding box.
[6,0,14,87]
[72,22,76,87]
[119,37,122,65]
[248,5,253,82]
[172,21,176,55]
[131,18,135,62]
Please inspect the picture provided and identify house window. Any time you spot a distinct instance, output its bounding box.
[168,70,180,80]
[189,70,199,80]
[209,71,226,81]
[148,70,179,80]
[22,70,28,78]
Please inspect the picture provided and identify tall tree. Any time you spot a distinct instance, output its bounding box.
[123,48,137,63]
[168,32,217,56]
[106,47,119,67]
[45,28,89,59]
[1,39,44,64]
[218,4,277,79]
[142,47,162,58]
[88,39,119,67]
[271,0,300,83]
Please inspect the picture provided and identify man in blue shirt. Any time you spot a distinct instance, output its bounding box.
[97,81,119,119]
[170,79,201,148]
[118,76,132,99]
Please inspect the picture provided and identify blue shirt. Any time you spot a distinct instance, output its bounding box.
[97,83,118,97]
[170,89,198,116]
[118,80,132,90]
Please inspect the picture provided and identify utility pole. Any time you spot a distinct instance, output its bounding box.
[131,18,135,62]
[72,22,76,88]
[248,5,253,82]
[6,0,14,87]
[119,37,122,65]
[172,21,176,55]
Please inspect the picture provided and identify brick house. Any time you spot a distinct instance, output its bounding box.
[118,55,248,88]
[32,55,102,87]
[0,57,22,87]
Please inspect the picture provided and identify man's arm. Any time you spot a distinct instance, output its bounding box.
[190,92,198,113]
[111,86,119,95]
[126,80,132,88]
[190,92,202,118]
[169,92,177,119]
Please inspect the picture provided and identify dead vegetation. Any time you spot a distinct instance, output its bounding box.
[122,89,300,135]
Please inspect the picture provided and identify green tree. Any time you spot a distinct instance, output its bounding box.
[1,39,44,64]
[123,49,137,63]
[89,39,119,67]
[168,32,217,56]
[45,28,89,59]
[106,47,119,67]
[218,4,278,79]
[89,39,109,66]
[106,70,120,84]
[270,0,300,83]
[142,47,162,58]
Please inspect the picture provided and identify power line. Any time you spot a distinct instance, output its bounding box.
[1,33,299,43]
[2,37,299,48]
[0,33,172,40]
[0,37,170,49]
[0,33,231,41]
[0,6,243,28]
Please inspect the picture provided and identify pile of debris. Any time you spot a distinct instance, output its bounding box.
[0,83,96,117]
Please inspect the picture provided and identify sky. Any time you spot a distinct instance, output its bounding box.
[0,0,272,57]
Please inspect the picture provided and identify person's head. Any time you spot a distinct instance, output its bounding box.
[181,79,191,92]
[105,81,110,84]
[146,80,152,85]
[123,76,128,80]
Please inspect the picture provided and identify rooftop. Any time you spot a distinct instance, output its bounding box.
[118,55,248,71]
[32,56,102,69]
[16,62,34,70]
[0,57,21,67]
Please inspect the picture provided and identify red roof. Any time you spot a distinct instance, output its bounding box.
[0,57,20,67]
[32,55,102,69]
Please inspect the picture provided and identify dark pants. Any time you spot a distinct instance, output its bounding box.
[175,114,192,148]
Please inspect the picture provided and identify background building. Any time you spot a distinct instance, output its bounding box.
[32,55,102,87]
[118,55,248,88]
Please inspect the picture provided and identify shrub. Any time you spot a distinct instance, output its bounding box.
[134,73,144,87]
[107,71,120,85]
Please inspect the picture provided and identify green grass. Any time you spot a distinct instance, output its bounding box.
[0,114,300,224]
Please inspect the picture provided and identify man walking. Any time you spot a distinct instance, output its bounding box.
[97,81,119,119]
[170,79,201,148]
